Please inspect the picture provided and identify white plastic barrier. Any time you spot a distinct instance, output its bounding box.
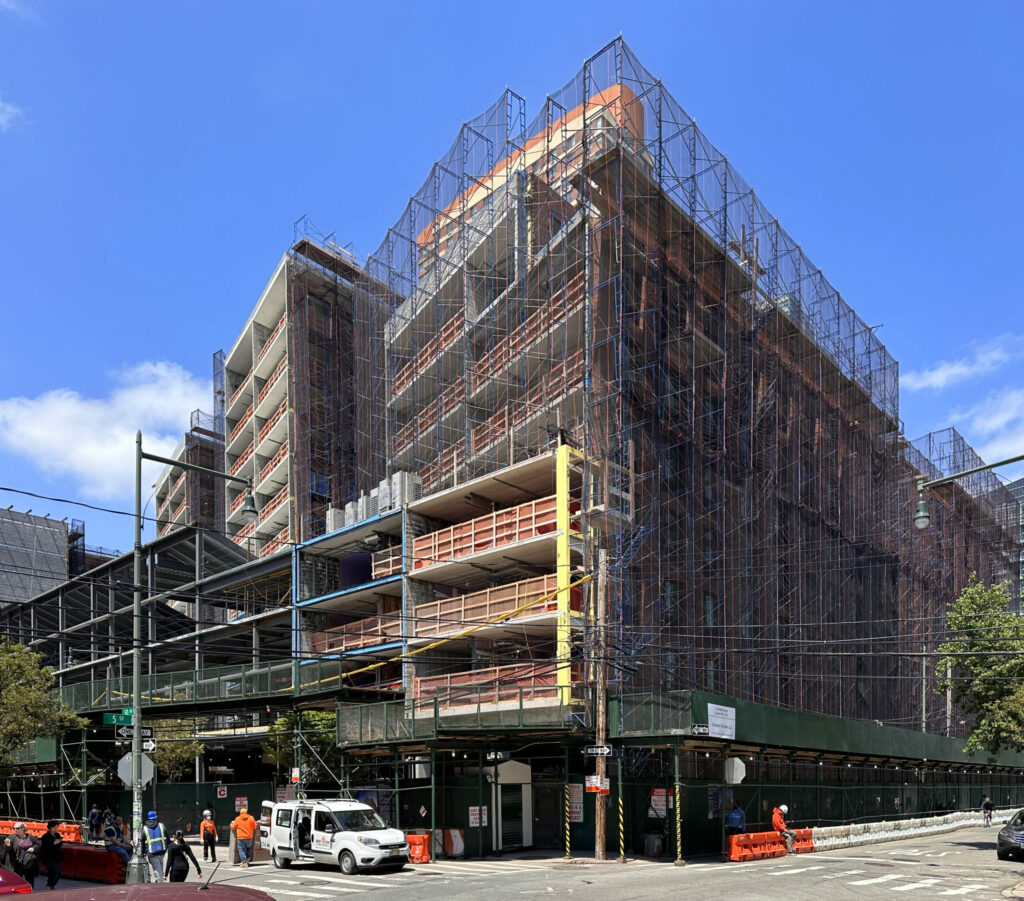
[810,807,1015,852]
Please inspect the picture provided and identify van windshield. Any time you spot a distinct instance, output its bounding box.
[336,809,387,832]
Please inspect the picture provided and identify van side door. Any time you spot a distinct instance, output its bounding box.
[310,810,337,860]
[259,803,274,851]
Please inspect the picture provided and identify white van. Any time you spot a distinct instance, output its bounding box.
[260,798,409,874]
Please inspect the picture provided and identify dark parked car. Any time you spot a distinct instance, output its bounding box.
[997,808,1024,860]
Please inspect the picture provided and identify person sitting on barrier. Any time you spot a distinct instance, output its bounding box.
[164,830,202,883]
[104,823,132,864]
[725,803,747,835]
[772,804,797,854]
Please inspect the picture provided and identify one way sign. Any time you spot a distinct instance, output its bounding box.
[113,725,153,740]
[143,740,157,753]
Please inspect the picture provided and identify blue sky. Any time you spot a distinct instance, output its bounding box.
[1,1,1022,553]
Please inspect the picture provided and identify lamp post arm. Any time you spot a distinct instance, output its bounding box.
[917,451,1024,491]
[142,450,252,490]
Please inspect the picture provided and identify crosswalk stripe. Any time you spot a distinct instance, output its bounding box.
[848,874,905,886]
[287,874,403,888]
[263,879,360,894]
[768,866,825,876]
[413,861,547,873]
[263,888,338,898]
[892,878,942,891]
[938,887,988,896]
[822,870,866,879]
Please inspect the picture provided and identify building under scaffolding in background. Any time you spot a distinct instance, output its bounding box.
[4,37,1022,857]
[154,406,226,539]
[222,232,362,557]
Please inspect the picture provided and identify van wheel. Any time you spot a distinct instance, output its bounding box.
[273,849,291,868]
[339,850,358,875]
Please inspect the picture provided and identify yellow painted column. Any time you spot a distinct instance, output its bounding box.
[555,444,585,705]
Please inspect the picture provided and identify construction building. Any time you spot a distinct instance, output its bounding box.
[0,508,70,606]
[4,38,1023,856]
[153,406,226,539]
[222,232,362,557]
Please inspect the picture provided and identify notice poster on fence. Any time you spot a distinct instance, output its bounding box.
[469,805,488,827]
[650,788,667,818]
[708,704,736,739]
[569,783,584,822]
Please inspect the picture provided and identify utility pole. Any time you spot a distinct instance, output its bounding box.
[594,549,608,860]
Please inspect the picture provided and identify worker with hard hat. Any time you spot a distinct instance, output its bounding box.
[771,803,796,854]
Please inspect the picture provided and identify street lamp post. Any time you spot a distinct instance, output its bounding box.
[912,451,1024,530]
[126,430,258,884]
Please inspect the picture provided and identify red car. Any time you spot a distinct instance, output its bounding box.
[37,887,273,900]
[0,868,32,895]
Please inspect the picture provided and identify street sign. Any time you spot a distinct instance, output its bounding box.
[121,707,134,716]
[116,752,154,788]
[691,724,710,736]
[113,725,153,740]
[103,713,132,726]
[485,751,510,762]
[583,745,613,757]
[142,740,157,753]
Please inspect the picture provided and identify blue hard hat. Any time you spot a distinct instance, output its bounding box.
[146,811,157,820]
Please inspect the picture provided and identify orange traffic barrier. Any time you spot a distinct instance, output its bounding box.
[58,842,127,884]
[0,819,82,843]
[727,833,756,862]
[792,828,814,854]
[406,832,431,863]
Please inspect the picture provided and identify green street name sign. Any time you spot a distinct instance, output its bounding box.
[121,707,134,716]
[103,713,132,725]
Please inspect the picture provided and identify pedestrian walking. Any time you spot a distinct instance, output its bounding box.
[772,804,797,854]
[164,831,202,883]
[40,820,64,890]
[5,822,40,888]
[87,804,102,842]
[200,810,218,862]
[230,808,257,867]
[143,810,169,883]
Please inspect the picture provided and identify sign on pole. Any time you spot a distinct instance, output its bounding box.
[117,752,154,788]
[113,725,153,739]
[485,751,510,762]
[142,740,157,753]
[103,713,132,726]
[583,745,613,757]
[121,707,134,716]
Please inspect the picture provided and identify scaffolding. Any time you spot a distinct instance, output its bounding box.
[342,37,1016,736]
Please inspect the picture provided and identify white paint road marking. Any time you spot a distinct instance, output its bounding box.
[891,877,942,891]
[768,866,826,876]
[821,869,867,879]
[848,873,906,886]
[291,874,404,887]
[937,887,988,896]
[263,879,360,894]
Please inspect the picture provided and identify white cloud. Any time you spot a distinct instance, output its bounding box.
[950,386,1024,477]
[0,0,32,17]
[0,92,23,131]
[901,335,1022,392]
[0,362,211,499]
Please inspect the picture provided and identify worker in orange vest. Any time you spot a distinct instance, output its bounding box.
[771,803,796,854]
[230,808,257,867]
[200,811,218,862]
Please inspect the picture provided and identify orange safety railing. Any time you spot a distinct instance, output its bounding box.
[371,545,403,579]
[414,574,581,637]
[311,613,402,653]
[229,443,254,477]
[259,525,290,557]
[394,314,463,394]
[229,405,254,443]
[412,495,573,569]
[256,315,286,364]
[258,357,287,405]
[258,398,288,445]
[259,440,289,484]
[228,372,251,410]
[260,486,288,521]
[414,662,576,706]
